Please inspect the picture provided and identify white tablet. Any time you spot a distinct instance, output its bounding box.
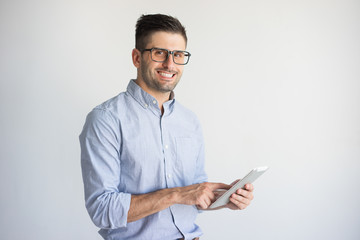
[209,166,269,209]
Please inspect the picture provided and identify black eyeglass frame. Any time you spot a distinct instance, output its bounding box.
[140,47,191,65]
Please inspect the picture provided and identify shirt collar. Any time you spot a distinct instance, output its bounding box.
[126,79,175,116]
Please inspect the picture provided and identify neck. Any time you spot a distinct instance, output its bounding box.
[134,79,171,113]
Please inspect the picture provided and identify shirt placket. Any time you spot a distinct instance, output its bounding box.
[160,110,185,237]
[160,115,173,188]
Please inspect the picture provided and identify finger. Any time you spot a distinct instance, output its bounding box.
[244,183,254,191]
[197,199,206,209]
[231,193,251,205]
[202,197,212,209]
[197,201,207,210]
[198,191,213,208]
[205,197,212,207]
[209,190,216,199]
[230,194,251,209]
[229,197,248,210]
[236,188,254,200]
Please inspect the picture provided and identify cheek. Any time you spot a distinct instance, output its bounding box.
[140,61,154,75]
[177,68,184,78]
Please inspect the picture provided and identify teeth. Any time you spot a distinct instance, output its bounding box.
[159,72,173,78]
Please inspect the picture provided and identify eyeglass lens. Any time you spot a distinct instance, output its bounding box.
[151,48,190,65]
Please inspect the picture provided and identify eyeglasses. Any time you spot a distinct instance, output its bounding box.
[140,47,191,65]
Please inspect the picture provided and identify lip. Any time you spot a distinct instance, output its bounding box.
[157,70,176,80]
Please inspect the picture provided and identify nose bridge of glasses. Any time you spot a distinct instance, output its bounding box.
[168,50,177,64]
[159,49,175,65]
[161,51,175,66]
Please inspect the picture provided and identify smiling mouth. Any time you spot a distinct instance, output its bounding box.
[158,71,176,79]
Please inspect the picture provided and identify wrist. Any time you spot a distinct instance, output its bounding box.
[166,187,182,205]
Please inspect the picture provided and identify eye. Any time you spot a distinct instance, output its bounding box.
[153,49,166,56]
[174,51,185,58]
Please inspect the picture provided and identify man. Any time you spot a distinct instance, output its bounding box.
[80,14,254,240]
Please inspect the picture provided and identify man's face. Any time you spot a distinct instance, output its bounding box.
[136,31,186,94]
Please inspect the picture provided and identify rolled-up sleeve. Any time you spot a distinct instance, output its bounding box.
[79,108,131,229]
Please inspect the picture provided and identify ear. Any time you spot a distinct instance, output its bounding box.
[132,48,141,68]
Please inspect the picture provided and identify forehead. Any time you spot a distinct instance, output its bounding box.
[146,31,186,50]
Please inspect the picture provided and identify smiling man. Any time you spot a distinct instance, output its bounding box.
[133,31,185,112]
[80,14,254,240]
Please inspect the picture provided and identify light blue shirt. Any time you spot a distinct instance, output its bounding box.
[80,80,208,240]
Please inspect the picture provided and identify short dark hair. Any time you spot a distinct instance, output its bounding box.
[135,14,187,50]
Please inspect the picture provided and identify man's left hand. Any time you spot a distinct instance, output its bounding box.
[225,182,254,210]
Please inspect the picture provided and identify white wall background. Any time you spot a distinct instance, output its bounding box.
[1,0,359,239]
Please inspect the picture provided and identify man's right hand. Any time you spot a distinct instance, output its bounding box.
[128,182,230,223]
[175,182,231,209]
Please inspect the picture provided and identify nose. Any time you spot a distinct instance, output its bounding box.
[162,53,176,69]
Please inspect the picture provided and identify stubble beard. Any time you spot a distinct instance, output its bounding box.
[140,60,182,94]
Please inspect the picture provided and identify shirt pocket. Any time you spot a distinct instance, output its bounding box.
[175,137,199,185]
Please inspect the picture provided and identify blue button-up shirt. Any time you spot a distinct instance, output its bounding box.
[80,80,208,240]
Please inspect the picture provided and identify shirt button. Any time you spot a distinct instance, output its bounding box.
[153,100,157,105]
[167,174,172,178]
[165,145,168,149]
[144,104,148,108]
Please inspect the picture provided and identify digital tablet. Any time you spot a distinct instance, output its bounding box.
[209,166,269,209]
